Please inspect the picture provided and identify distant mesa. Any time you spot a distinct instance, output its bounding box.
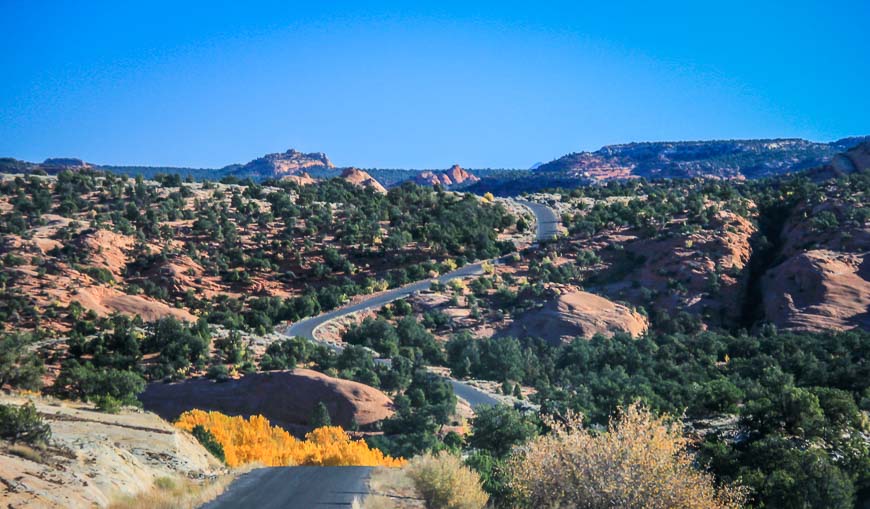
[536,137,869,180]
[804,138,870,181]
[411,164,480,187]
[341,167,387,193]
[42,157,91,170]
[232,148,334,179]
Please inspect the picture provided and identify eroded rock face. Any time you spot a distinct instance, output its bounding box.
[341,167,387,193]
[805,140,870,180]
[505,290,648,344]
[762,250,870,331]
[139,369,394,431]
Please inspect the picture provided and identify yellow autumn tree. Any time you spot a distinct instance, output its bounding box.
[176,410,404,468]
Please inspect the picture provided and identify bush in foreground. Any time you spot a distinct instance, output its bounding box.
[507,403,745,509]
[406,451,489,509]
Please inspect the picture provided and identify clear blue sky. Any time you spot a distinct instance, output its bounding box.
[1,1,868,169]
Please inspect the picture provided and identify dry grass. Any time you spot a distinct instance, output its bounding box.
[108,471,239,509]
[6,444,47,463]
[404,452,488,509]
[364,467,424,509]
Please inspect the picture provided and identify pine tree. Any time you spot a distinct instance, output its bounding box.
[311,402,331,427]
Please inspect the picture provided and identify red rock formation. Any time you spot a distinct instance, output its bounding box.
[411,164,479,187]
[280,171,318,186]
[341,167,387,194]
[505,289,648,344]
[139,369,394,431]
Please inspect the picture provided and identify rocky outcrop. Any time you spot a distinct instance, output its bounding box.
[592,208,756,328]
[0,394,222,508]
[411,165,479,187]
[759,188,870,332]
[232,149,333,179]
[78,228,135,278]
[280,171,318,186]
[762,250,870,331]
[341,167,387,193]
[139,369,394,431]
[504,290,648,344]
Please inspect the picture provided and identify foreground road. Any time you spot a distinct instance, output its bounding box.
[201,466,372,509]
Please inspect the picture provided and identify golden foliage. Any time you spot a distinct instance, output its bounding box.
[507,403,746,509]
[406,451,488,509]
[175,410,404,468]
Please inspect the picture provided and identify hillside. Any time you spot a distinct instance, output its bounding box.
[0,172,517,334]
[536,137,867,180]
[511,144,869,334]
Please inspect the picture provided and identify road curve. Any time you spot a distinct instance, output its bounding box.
[283,199,559,409]
[515,199,560,241]
[201,466,371,509]
[285,260,491,343]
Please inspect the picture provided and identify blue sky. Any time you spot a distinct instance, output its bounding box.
[1,1,868,169]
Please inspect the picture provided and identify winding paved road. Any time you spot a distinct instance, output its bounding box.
[285,199,558,409]
[515,199,560,242]
[202,466,372,509]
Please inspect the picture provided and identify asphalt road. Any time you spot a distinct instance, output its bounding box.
[201,466,372,509]
[284,199,558,410]
[285,260,490,343]
[515,199,560,241]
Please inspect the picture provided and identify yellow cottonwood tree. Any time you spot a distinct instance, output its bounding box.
[176,409,404,468]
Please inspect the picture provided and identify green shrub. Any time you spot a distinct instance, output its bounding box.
[0,402,51,445]
[94,395,122,414]
[191,425,226,463]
